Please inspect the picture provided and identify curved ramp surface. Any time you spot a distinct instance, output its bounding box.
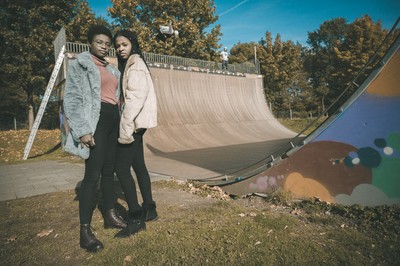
[144,68,297,179]
[222,35,400,207]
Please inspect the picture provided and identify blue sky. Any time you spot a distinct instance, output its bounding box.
[88,0,399,49]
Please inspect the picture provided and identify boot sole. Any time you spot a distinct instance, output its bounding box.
[80,244,104,252]
[114,226,146,238]
[104,224,127,229]
[146,216,159,222]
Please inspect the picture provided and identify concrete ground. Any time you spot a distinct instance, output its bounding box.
[0,160,169,202]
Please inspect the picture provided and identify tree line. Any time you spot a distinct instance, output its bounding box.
[229,17,398,118]
[0,0,397,129]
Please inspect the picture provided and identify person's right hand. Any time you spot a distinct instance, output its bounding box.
[80,134,95,148]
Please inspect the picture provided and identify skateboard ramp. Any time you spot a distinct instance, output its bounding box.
[144,69,298,179]
[221,34,400,206]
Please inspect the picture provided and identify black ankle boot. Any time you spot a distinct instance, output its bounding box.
[143,202,158,221]
[115,209,146,238]
[103,208,127,229]
[80,224,104,252]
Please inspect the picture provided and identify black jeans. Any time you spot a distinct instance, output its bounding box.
[115,129,154,212]
[79,102,119,225]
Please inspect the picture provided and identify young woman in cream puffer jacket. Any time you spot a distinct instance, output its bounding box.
[112,30,159,239]
[118,53,157,144]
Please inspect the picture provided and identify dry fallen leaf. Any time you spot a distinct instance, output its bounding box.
[290,209,302,215]
[124,255,133,262]
[37,229,53,237]
[5,235,17,244]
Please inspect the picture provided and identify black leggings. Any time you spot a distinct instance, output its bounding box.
[79,102,119,225]
[115,129,154,212]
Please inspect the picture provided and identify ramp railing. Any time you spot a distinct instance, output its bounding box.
[65,42,259,74]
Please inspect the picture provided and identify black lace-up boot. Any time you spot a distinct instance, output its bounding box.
[80,224,104,252]
[103,208,127,229]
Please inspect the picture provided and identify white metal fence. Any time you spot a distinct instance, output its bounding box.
[65,42,259,74]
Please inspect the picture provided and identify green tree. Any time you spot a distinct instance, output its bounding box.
[304,18,348,113]
[0,0,77,129]
[229,42,259,64]
[333,16,391,94]
[304,15,392,114]
[0,0,108,129]
[229,33,312,117]
[65,0,99,43]
[0,79,26,129]
[261,32,306,116]
[261,32,279,105]
[108,0,221,60]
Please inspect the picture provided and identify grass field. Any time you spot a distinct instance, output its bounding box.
[0,129,81,164]
[1,125,399,265]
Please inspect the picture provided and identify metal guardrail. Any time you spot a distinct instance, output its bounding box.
[66,42,117,57]
[65,42,259,74]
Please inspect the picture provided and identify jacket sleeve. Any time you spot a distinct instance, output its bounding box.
[63,61,92,142]
[119,68,150,144]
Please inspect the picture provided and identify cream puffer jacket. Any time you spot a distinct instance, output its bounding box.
[119,54,157,144]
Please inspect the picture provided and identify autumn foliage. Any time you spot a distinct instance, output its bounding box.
[0,129,79,164]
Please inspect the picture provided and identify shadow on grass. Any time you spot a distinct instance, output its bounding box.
[29,142,62,159]
[74,179,129,220]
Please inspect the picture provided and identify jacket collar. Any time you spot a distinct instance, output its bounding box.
[76,51,94,69]
[125,54,140,69]
[76,51,119,77]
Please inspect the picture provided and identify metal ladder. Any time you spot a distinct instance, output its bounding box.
[22,45,65,160]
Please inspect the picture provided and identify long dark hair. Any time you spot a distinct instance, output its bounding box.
[113,30,149,72]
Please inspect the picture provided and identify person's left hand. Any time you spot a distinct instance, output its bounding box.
[80,134,95,148]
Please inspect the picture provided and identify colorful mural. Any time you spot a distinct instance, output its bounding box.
[310,50,400,206]
[223,37,400,207]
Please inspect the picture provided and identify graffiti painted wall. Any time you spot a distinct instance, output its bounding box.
[224,39,400,207]
[309,50,400,206]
